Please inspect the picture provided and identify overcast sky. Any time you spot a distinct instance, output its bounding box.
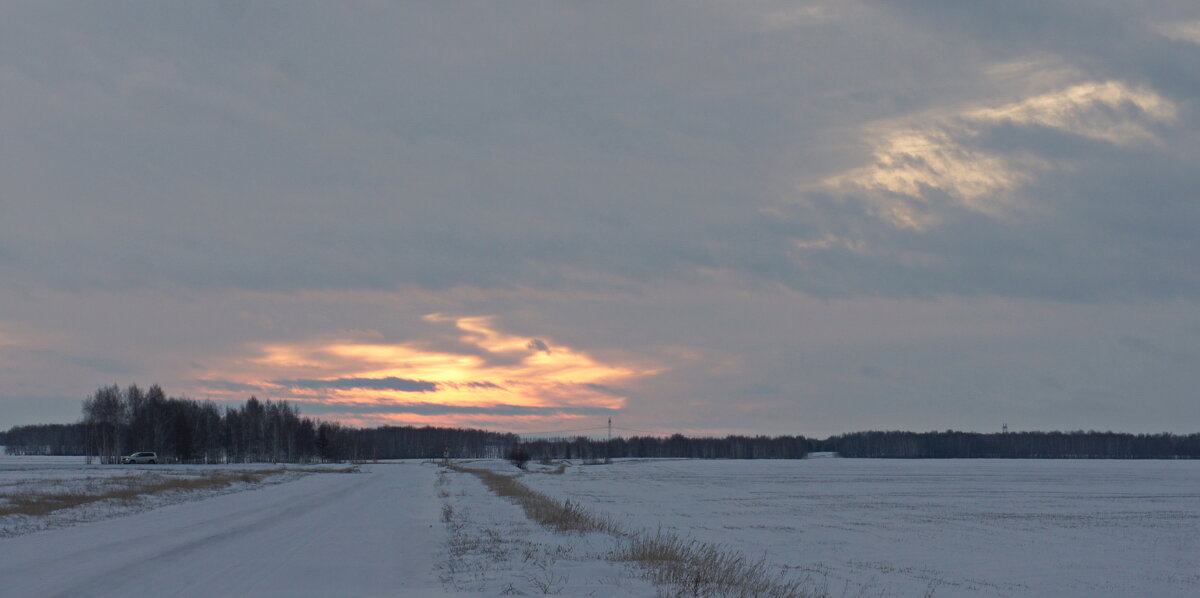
[3,1,1199,437]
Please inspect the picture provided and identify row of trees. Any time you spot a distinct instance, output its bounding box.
[0,424,85,455]
[79,384,318,463]
[517,433,810,460]
[4,386,1199,461]
[818,430,1200,458]
[1,385,518,463]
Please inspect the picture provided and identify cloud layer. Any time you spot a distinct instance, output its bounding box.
[2,1,1198,433]
[2,2,1194,300]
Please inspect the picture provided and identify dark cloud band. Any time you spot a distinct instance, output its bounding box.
[300,401,617,417]
[276,377,439,393]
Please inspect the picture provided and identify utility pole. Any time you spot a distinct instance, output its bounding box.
[606,417,612,464]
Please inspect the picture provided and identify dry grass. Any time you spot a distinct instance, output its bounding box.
[0,469,284,518]
[451,465,617,535]
[615,529,815,598]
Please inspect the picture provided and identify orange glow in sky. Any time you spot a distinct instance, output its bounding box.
[193,315,657,431]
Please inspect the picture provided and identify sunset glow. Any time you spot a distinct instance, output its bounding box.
[193,316,656,431]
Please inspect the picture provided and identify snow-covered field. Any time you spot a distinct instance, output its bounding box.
[1,456,1196,597]
[514,458,1200,597]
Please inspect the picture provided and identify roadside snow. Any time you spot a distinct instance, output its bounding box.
[435,464,658,596]
[0,462,332,537]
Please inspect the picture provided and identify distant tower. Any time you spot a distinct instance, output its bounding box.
[1002,423,1008,434]
[606,417,613,464]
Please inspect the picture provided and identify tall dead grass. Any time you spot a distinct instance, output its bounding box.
[451,465,617,535]
[0,469,283,518]
[616,529,814,598]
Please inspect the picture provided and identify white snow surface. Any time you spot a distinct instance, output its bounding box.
[0,460,335,537]
[0,459,654,597]
[434,464,658,596]
[2,457,1197,597]
[512,458,1200,597]
[0,463,451,597]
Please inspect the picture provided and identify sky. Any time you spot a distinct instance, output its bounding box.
[2,1,1199,437]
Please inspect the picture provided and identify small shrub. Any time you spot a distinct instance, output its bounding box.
[507,448,531,470]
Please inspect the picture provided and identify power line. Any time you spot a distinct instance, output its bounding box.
[612,425,660,434]
[515,426,609,436]
[515,420,731,439]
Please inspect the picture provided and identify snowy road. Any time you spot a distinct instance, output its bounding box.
[0,464,449,598]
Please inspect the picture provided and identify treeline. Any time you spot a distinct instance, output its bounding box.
[2,384,517,463]
[80,383,313,463]
[5,386,1199,462]
[518,433,810,460]
[818,430,1200,458]
[0,424,85,455]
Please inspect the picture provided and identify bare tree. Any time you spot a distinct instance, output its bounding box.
[82,385,127,464]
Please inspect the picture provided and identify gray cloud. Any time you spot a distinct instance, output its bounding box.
[55,353,137,377]
[277,377,438,393]
[583,384,623,397]
[300,402,616,417]
[870,0,1200,94]
[2,2,1199,434]
[0,1,1193,303]
[198,380,269,394]
[0,397,85,428]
